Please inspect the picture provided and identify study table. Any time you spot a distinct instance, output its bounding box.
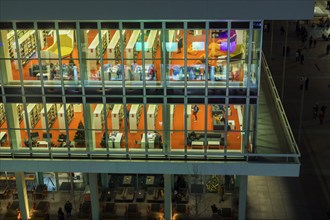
[141,133,156,149]
[108,132,123,148]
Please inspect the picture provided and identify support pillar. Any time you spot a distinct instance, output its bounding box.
[100,173,109,188]
[238,175,247,220]
[164,174,172,220]
[89,173,100,220]
[15,172,30,220]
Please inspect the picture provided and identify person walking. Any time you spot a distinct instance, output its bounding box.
[299,74,306,90]
[313,103,319,119]
[64,200,73,217]
[295,50,300,62]
[280,26,285,35]
[327,44,330,55]
[309,36,313,48]
[219,184,225,203]
[300,54,305,64]
[57,207,65,220]
[313,39,317,48]
[192,104,199,122]
[304,76,309,90]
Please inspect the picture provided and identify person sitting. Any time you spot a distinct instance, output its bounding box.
[187,131,197,146]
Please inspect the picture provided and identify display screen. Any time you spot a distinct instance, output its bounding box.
[166,42,178,52]
[135,42,149,51]
[192,42,205,51]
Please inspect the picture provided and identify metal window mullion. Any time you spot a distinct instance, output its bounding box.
[77,22,92,152]
[243,22,254,156]
[161,22,169,156]
[34,22,52,153]
[183,22,187,96]
[253,21,264,152]
[55,22,70,151]
[205,22,209,95]
[96,22,109,152]
[204,22,209,156]
[224,22,231,156]
[119,22,128,154]
[246,22,253,97]
[13,22,32,151]
[183,22,188,156]
[183,97,188,157]
[161,22,166,91]
[141,22,149,156]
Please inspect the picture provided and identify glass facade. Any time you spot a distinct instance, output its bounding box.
[0,21,262,159]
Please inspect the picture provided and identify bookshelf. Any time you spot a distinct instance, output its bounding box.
[17,104,24,124]
[41,104,58,130]
[0,104,5,127]
[111,104,124,130]
[93,104,112,130]
[129,104,143,132]
[87,30,110,70]
[147,104,159,130]
[107,30,126,65]
[58,104,74,132]
[145,30,158,64]
[126,30,141,60]
[7,30,28,59]
[23,104,42,129]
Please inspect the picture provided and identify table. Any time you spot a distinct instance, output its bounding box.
[108,132,123,148]
[146,176,155,185]
[123,176,132,185]
[36,72,51,80]
[141,133,156,149]
[37,141,48,148]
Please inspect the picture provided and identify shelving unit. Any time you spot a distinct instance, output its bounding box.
[111,104,124,130]
[93,104,112,130]
[23,104,42,129]
[129,104,143,132]
[58,104,74,132]
[0,104,5,127]
[126,30,141,60]
[40,104,58,130]
[87,30,110,70]
[145,30,158,64]
[7,30,28,59]
[147,104,159,130]
[17,104,24,124]
[107,30,126,65]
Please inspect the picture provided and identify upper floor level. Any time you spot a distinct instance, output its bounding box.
[0,21,261,99]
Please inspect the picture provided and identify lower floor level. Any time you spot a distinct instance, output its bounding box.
[0,172,247,220]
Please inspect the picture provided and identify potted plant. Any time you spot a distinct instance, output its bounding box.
[74,121,85,147]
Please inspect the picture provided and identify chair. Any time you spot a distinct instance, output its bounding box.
[30,132,39,141]
[58,134,67,143]
[42,133,52,140]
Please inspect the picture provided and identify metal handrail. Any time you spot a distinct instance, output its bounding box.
[261,52,300,157]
